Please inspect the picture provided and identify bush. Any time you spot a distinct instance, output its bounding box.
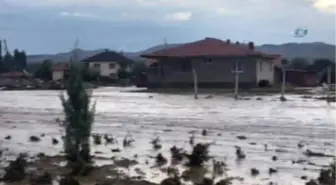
[117,68,130,79]
[186,143,210,167]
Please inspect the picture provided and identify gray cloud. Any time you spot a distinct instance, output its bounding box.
[0,0,334,53]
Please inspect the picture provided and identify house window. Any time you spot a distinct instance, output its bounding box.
[259,61,263,71]
[93,63,100,69]
[181,60,192,72]
[109,63,116,69]
[232,61,243,72]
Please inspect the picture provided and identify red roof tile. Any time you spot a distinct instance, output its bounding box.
[141,38,276,58]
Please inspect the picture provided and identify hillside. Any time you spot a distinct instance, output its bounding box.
[27,42,335,63]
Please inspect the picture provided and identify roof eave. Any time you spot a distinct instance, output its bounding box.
[141,54,264,59]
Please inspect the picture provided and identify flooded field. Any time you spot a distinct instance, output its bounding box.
[0,87,335,185]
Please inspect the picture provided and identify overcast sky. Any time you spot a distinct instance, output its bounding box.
[0,0,335,54]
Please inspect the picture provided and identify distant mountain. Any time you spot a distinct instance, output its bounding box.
[256,42,335,60]
[27,42,335,63]
[27,49,105,63]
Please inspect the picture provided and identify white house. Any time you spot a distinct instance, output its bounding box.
[81,50,133,79]
[256,58,275,86]
[52,63,68,81]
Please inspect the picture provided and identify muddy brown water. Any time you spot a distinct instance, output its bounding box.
[0,87,335,185]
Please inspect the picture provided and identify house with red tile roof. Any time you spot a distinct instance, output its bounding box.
[141,37,278,88]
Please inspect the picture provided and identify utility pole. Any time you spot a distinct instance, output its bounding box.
[326,66,332,103]
[280,59,288,101]
[233,61,242,99]
[192,67,198,99]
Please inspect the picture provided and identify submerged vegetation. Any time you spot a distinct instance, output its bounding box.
[60,63,96,175]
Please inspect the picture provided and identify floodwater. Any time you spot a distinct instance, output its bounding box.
[0,87,335,185]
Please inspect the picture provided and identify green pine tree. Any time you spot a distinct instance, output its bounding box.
[60,63,96,175]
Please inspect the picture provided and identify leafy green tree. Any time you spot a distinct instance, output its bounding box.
[290,57,310,70]
[34,60,52,81]
[307,58,334,72]
[3,52,13,71]
[81,66,99,82]
[17,50,27,70]
[117,67,130,79]
[60,64,96,175]
[131,62,147,77]
[0,58,6,72]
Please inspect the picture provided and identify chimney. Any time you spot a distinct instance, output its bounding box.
[226,39,231,44]
[248,42,255,50]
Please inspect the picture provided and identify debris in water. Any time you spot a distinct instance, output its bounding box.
[37,152,45,158]
[212,159,226,179]
[52,138,59,145]
[111,149,121,153]
[236,135,247,140]
[151,137,162,150]
[268,168,277,175]
[251,168,259,176]
[301,176,308,180]
[123,135,134,147]
[264,144,268,151]
[170,146,184,162]
[304,149,335,158]
[92,134,102,145]
[167,166,180,177]
[272,156,278,161]
[40,133,46,137]
[156,153,167,166]
[280,96,287,101]
[189,134,195,146]
[4,135,11,140]
[204,95,214,99]
[104,134,115,144]
[235,147,246,160]
[202,129,208,136]
[298,142,304,149]
[29,135,41,142]
[2,153,27,182]
[185,143,211,167]
[113,158,138,168]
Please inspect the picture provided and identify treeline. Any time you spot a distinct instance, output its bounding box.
[287,57,335,72]
[0,49,27,72]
